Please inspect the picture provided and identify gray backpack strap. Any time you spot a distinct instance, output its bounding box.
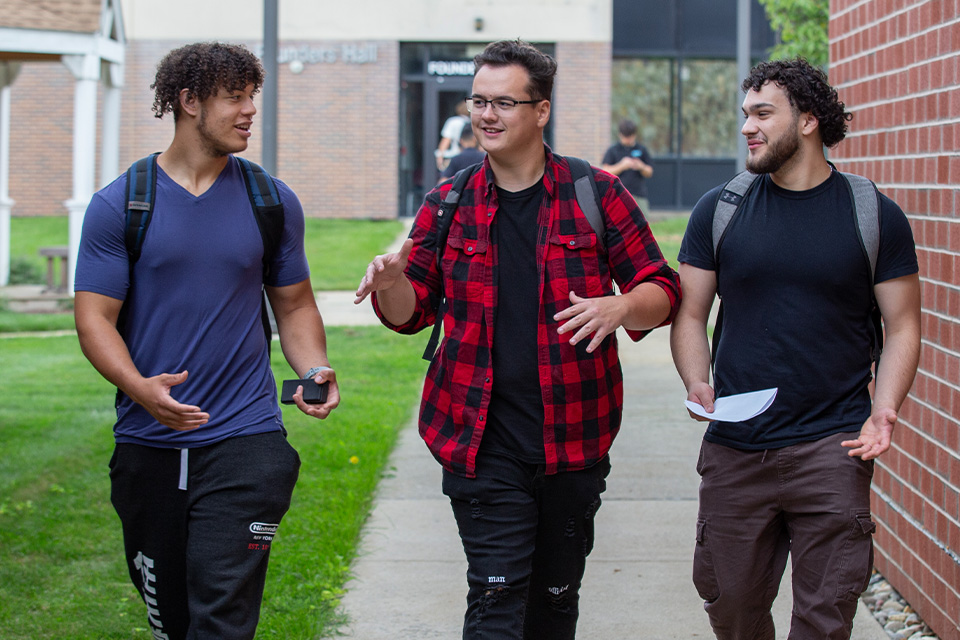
[567,156,606,252]
[713,171,760,260]
[841,172,880,282]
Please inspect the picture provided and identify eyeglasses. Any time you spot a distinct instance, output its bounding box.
[465,96,544,113]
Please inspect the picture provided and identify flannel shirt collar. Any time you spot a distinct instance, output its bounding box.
[476,143,562,201]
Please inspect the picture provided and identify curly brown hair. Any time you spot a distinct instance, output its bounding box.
[742,58,853,148]
[151,42,264,120]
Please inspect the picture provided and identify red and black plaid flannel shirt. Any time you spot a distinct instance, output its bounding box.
[373,146,681,478]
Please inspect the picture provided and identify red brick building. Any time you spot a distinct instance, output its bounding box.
[830,1,960,638]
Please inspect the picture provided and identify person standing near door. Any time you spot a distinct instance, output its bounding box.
[435,100,471,170]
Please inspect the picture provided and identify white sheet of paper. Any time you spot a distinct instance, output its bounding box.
[684,387,778,422]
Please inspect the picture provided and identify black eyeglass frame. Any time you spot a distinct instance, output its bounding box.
[465,96,546,113]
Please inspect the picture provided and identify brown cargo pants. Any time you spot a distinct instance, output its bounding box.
[693,431,876,640]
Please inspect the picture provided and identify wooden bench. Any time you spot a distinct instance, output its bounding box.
[38,245,69,293]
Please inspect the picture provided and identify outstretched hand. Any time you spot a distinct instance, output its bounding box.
[131,370,209,431]
[355,238,414,304]
[842,407,897,460]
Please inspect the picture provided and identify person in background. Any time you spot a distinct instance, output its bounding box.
[435,100,471,170]
[439,124,486,181]
[601,118,653,212]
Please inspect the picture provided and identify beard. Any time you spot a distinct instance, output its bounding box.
[745,126,801,174]
[197,109,242,158]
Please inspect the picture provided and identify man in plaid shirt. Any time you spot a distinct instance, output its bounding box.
[356,39,681,639]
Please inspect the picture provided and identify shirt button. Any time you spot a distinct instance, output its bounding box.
[479,415,485,421]
[467,245,474,252]
[569,240,576,246]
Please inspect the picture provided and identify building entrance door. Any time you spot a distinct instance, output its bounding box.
[424,77,473,185]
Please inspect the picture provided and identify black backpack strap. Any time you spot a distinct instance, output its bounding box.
[236,156,285,278]
[422,162,481,361]
[710,171,760,366]
[236,156,285,355]
[124,153,161,264]
[565,155,606,252]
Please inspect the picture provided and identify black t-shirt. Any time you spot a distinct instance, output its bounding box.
[480,181,547,463]
[602,142,651,197]
[678,171,918,450]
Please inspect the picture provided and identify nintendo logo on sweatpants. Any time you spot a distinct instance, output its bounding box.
[249,522,279,535]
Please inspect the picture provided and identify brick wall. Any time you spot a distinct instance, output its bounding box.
[8,61,75,216]
[553,40,612,164]
[829,2,960,638]
[8,39,399,219]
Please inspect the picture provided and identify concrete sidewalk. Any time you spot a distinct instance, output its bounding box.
[327,325,889,639]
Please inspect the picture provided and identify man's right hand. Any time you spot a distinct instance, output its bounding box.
[129,370,209,431]
[354,238,414,304]
[685,381,716,422]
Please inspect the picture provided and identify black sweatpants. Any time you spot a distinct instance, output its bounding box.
[109,431,301,640]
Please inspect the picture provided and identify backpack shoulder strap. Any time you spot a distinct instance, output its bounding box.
[235,156,285,274]
[124,152,161,264]
[565,155,606,252]
[710,171,759,366]
[235,156,285,356]
[839,172,880,282]
[839,171,883,364]
[713,170,760,261]
[422,162,482,361]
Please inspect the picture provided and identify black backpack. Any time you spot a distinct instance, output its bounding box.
[421,155,606,360]
[710,169,883,367]
[120,153,284,353]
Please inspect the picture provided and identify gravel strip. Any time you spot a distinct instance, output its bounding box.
[861,571,941,639]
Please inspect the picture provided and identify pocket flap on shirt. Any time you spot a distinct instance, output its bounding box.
[550,232,597,250]
[446,234,488,255]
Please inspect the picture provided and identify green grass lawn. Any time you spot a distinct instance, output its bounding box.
[648,215,689,269]
[0,328,428,639]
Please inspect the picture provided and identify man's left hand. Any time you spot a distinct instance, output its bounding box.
[292,368,340,419]
[842,407,897,460]
[554,291,626,354]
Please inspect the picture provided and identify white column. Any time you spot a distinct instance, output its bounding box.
[100,61,124,187]
[62,54,101,294]
[0,62,21,287]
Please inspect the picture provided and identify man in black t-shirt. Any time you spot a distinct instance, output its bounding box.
[670,59,920,639]
[601,118,653,212]
[440,126,486,181]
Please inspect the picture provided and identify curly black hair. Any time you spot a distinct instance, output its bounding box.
[151,42,264,120]
[473,39,558,102]
[742,58,853,148]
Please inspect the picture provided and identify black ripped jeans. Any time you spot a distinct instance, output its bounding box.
[442,450,611,640]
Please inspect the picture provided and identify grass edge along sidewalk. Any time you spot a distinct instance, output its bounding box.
[0,328,428,640]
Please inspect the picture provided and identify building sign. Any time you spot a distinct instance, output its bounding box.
[255,43,379,66]
[427,60,474,76]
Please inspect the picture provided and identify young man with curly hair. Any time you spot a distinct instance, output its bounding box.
[671,58,920,638]
[74,42,339,639]
[357,39,680,639]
